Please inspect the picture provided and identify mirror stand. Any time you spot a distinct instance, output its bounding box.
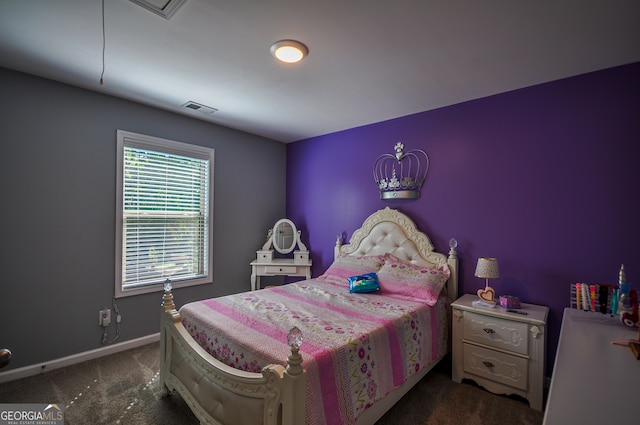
[250,219,312,291]
[258,219,309,262]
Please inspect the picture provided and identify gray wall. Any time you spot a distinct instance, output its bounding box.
[0,67,286,371]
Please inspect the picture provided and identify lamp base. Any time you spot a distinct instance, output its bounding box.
[472,299,496,308]
[477,285,496,303]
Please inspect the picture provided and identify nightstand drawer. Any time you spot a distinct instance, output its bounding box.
[464,311,528,355]
[264,265,298,274]
[463,343,528,391]
[256,250,274,261]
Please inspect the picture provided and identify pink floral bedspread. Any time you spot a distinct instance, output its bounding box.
[179,275,450,424]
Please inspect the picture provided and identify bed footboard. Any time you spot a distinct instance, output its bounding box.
[159,286,306,425]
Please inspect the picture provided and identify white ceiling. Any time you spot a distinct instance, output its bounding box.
[1,0,638,143]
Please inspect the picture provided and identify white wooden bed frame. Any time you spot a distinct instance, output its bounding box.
[160,207,458,425]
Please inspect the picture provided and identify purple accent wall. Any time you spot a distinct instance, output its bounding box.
[286,62,640,373]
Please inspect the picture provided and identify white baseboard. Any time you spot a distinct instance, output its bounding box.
[0,333,160,384]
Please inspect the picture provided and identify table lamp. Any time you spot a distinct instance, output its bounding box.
[474,257,499,307]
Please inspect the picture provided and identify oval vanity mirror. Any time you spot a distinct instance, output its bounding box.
[273,218,297,254]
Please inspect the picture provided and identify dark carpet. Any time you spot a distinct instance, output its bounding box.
[0,342,543,424]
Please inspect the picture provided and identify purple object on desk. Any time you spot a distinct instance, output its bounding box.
[499,295,521,309]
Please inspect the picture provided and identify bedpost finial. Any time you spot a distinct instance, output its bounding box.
[448,238,458,258]
[162,279,176,312]
[164,279,173,292]
[286,327,304,376]
[287,327,303,349]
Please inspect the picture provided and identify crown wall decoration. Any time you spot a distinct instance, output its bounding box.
[374,142,430,199]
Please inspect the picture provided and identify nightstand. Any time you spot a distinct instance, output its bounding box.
[451,293,549,411]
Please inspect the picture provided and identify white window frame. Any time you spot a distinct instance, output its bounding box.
[115,130,214,298]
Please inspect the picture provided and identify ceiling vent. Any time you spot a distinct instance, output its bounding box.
[129,0,186,19]
[181,101,218,115]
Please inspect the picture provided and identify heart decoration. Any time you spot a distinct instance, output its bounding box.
[477,287,496,302]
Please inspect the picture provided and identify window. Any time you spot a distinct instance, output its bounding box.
[115,130,214,297]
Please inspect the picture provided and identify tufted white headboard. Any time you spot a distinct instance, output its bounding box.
[335,207,458,300]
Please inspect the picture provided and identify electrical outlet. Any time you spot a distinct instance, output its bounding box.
[99,309,111,327]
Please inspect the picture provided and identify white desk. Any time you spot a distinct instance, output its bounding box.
[250,258,311,291]
[543,308,639,424]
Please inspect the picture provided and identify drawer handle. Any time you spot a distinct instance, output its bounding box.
[482,361,495,368]
[483,328,495,334]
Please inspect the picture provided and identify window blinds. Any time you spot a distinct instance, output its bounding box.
[122,146,209,289]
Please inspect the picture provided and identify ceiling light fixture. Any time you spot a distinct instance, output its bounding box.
[270,40,308,64]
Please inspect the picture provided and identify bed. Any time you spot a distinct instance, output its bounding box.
[160,207,458,424]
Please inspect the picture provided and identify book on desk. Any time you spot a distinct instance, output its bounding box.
[570,282,617,314]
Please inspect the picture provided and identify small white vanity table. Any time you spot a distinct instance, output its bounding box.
[250,218,311,291]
